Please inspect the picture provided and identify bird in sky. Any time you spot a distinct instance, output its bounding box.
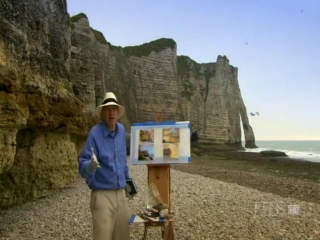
[250,112,260,116]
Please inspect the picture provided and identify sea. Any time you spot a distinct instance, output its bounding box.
[242,140,320,163]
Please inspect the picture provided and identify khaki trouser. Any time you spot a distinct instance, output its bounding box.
[90,189,131,240]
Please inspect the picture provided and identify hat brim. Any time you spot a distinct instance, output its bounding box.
[95,102,125,119]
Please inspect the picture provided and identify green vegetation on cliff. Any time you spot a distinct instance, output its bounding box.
[122,38,176,57]
[70,13,113,47]
[90,28,108,45]
[177,55,202,79]
[89,27,122,50]
[70,15,174,55]
[107,37,177,55]
[177,56,200,101]
[203,63,216,102]
[107,42,122,51]
[70,13,88,23]
[181,81,194,101]
[177,56,195,101]
[70,13,176,56]
[177,56,215,102]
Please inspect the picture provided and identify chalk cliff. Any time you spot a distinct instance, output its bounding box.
[70,14,256,146]
[0,1,256,209]
[0,1,91,209]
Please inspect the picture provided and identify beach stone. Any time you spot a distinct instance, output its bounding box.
[0,164,319,239]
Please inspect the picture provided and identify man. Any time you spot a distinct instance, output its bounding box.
[78,92,131,240]
[191,130,199,143]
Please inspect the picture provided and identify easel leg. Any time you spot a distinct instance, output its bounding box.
[143,225,147,240]
[163,221,175,240]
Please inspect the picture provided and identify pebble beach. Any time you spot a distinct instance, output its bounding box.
[0,164,319,240]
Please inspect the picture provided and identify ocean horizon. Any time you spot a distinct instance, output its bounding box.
[241,140,320,163]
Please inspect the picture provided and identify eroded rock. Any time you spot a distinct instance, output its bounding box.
[260,151,288,157]
[0,1,257,208]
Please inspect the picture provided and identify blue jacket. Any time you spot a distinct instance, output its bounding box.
[78,121,130,190]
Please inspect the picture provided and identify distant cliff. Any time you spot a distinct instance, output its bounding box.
[0,1,256,209]
[70,13,256,146]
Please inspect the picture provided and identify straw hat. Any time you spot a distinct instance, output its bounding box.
[95,92,125,119]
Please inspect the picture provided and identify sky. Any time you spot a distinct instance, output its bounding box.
[67,0,320,141]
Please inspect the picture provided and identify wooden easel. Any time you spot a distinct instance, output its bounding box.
[143,113,175,240]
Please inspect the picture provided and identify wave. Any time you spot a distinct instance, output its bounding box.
[239,147,320,163]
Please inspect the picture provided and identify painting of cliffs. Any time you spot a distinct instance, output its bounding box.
[0,1,256,209]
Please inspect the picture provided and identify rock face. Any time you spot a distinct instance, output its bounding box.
[176,55,255,146]
[0,1,92,209]
[0,3,256,209]
[260,151,288,157]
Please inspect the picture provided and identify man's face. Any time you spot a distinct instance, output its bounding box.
[101,105,119,126]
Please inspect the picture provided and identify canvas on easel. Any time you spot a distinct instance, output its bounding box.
[130,121,191,165]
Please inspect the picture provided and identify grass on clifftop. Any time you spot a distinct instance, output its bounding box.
[70,13,88,23]
[177,56,215,79]
[122,38,176,57]
[177,55,201,78]
[69,17,175,55]
[69,12,114,47]
[90,28,108,45]
[69,13,178,58]
[90,34,175,55]
[89,28,121,50]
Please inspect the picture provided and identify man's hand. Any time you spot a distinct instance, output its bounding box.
[90,147,101,170]
[125,178,137,200]
[125,183,132,199]
[125,183,133,199]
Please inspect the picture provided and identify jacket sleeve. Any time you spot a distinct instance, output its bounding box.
[78,129,97,180]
